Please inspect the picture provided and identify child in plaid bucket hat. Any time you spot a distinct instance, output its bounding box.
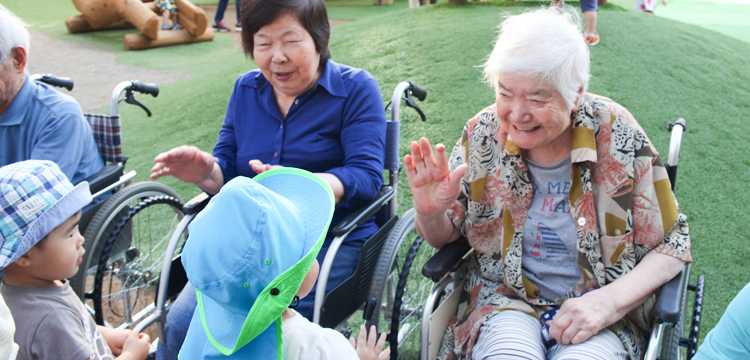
[0,160,151,360]
[178,168,390,360]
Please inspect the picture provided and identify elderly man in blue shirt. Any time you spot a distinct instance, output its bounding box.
[0,5,103,185]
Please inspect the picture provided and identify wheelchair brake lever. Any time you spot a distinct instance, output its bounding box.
[403,94,427,122]
[124,90,153,117]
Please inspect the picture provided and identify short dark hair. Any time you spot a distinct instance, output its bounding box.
[240,0,331,69]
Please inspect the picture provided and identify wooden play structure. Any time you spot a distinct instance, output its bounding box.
[66,0,214,50]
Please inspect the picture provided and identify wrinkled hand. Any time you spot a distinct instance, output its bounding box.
[120,331,150,359]
[150,145,215,184]
[404,138,467,219]
[249,160,284,174]
[547,289,619,345]
[349,325,390,360]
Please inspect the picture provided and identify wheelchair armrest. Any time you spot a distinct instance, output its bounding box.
[82,163,124,195]
[422,237,472,282]
[331,186,395,237]
[653,264,689,324]
[182,192,211,215]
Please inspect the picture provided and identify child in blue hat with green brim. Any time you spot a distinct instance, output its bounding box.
[0,160,151,360]
[178,168,390,360]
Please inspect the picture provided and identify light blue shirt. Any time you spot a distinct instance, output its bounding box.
[0,75,103,184]
[693,282,750,360]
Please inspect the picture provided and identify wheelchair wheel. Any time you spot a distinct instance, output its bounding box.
[367,208,436,359]
[91,194,187,328]
[68,182,184,327]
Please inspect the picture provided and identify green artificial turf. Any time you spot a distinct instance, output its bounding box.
[5,0,750,348]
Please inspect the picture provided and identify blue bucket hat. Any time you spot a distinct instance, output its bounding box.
[0,160,91,270]
[179,168,335,359]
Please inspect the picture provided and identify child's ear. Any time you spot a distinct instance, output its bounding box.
[12,253,33,267]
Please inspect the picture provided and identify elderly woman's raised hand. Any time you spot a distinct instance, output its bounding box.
[404,137,467,220]
[151,145,217,184]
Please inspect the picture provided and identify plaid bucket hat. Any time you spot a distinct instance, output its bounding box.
[0,160,92,270]
[179,168,335,360]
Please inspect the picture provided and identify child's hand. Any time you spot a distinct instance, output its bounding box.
[97,326,133,355]
[349,324,390,360]
[119,331,150,360]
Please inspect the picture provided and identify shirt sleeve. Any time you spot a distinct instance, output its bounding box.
[213,79,241,184]
[324,75,386,209]
[29,107,89,183]
[314,328,360,360]
[631,123,691,263]
[446,119,472,238]
[31,309,94,360]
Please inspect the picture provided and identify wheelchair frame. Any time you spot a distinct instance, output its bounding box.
[409,118,705,360]
[127,81,433,360]
[32,74,187,330]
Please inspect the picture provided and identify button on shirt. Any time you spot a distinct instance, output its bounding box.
[0,76,103,184]
[212,60,386,243]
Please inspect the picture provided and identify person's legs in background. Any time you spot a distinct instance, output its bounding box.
[295,239,365,321]
[579,0,601,45]
[234,0,242,31]
[155,283,196,360]
[212,0,230,32]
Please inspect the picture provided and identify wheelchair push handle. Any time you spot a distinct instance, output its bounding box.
[111,80,159,117]
[408,81,427,102]
[131,81,160,98]
[30,74,74,91]
[390,81,428,123]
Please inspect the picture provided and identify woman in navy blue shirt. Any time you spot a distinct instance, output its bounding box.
[150,0,385,358]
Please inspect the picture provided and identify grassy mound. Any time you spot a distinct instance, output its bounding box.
[6,0,750,344]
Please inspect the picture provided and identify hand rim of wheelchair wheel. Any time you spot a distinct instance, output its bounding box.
[91,195,184,328]
[389,230,435,358]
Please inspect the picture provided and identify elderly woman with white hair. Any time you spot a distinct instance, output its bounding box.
[404,7,691,360]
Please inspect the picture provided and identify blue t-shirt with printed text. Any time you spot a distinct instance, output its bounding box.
[522,157,582,301]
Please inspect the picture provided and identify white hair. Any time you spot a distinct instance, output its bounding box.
[0,4,30,64]
[483,7,590,109]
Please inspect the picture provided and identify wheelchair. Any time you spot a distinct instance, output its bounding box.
[32,74,186,331]
[386,118,706,360]
[117,81,435,357]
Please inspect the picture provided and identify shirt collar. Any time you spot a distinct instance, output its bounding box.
[0,74,32,127]
[244,59,347,98]
[504,94,599,164]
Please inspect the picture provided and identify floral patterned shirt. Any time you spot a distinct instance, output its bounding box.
[438,93,691,360]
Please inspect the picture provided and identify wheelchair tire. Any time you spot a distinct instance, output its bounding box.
[91,194,185,328]
[367,208,436,359]
[68,182,183,317]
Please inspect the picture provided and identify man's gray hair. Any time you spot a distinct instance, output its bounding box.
[483,7,590,109]
[0,4,30,64]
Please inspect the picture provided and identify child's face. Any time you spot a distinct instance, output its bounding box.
[23,211,86,285]
[296,259,320,300]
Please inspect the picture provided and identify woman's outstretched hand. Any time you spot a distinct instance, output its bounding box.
[404,137,467,219]
[151,145,215,184]
[249,159,284,174]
